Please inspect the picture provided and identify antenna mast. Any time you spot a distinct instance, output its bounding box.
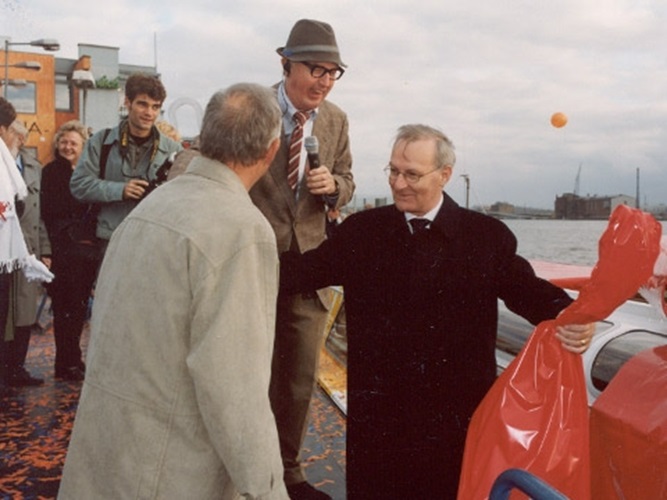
[153,32,158,71]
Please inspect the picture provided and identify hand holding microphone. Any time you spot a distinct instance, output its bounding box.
[304,136,337,195]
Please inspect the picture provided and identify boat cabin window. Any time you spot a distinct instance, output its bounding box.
[591,330,667,391]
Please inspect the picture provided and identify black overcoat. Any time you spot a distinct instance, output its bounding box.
[281,193,572,498]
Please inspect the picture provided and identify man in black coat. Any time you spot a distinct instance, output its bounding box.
[281,124,595,499]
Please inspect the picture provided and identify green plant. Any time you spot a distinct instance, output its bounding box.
[95,75,120,89]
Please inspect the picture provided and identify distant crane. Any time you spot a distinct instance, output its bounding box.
[573,163,582,196]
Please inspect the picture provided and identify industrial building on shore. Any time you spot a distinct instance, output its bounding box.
[554,193,635,219]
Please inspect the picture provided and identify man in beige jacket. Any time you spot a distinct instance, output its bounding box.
[59,83,288,499]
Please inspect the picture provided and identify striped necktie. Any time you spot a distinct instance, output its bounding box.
[287,111,309,192]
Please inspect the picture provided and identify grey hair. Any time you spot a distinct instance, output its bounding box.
[199,83,281,166]
[9,119,28,140]
[394,124,456,168]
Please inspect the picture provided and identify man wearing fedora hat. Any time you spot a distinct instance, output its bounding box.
[250,19,354,500]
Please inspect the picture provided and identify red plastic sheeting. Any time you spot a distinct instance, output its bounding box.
[590,346,667,500]
[458,205,662,500]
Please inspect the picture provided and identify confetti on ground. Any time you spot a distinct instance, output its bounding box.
[1,296,347,499]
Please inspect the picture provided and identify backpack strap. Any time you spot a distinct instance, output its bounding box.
[99,128,112,179]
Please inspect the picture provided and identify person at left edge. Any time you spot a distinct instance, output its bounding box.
[69,72,182,252]
[1,120,51,387]
[58,83,288,499]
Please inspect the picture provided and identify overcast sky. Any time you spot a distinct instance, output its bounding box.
[2,0,666,209]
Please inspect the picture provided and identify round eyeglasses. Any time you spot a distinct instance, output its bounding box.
[384,165,441,185]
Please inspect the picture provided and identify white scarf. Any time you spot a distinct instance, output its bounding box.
[0,139,54,282]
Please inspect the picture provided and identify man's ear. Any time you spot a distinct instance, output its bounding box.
[281,58,291,75]
[441,165,453,187]
[265,137,280,165]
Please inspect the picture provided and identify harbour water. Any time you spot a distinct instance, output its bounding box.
[503,219,667,267]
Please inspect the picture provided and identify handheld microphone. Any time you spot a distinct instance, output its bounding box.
[304,136,320,169]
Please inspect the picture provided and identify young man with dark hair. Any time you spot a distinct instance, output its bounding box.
[69,72,182,246]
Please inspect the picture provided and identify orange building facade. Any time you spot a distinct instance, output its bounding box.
[2,48,80,163]
[2,41,157,166]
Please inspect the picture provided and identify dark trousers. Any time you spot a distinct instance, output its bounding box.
[49,249,98,371]
[4,326,32,374]
[1,271,33,377]
[0,273,10,380]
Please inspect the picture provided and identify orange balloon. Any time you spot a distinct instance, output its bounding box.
[551,112,568,128]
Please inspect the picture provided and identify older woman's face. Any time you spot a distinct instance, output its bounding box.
[57,130,84,167]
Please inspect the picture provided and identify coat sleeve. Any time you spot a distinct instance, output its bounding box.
[33,162,52,256]
[499,252,572,325]
[329,114,354,209]
[40,164,59,237]
[281,224,348,295]
[187,240,288,499]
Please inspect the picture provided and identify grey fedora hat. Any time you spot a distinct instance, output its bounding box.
[277,19,347,68]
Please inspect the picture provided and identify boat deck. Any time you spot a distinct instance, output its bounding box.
[0,299,347,499]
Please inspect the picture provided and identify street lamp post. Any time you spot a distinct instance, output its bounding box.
[461,174,470,209]
[3,38,59,98]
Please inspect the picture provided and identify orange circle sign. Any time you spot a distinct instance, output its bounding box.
[551,112,568,128]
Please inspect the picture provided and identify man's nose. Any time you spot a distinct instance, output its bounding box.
[391,173,409,189]
[318,72,335,86]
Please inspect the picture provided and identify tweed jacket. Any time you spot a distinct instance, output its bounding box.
[249,98,354,256]
[281,193,573,497]
[14,150,51,327]
[59,157,287,499]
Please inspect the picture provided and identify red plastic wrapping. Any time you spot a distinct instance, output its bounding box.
[590,346,667,499]
[457,205,662,499]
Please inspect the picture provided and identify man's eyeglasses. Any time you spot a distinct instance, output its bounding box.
[383,165,441,185]
[298,61,345,80]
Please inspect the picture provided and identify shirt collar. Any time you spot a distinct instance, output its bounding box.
[404,192,444,225]
[277,81,318,134]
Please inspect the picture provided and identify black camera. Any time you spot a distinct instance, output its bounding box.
[141,153,175,199]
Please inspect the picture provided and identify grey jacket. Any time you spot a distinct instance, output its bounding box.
[15,150,51,327]
[69,123,182,240]
[59,157,287,499]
